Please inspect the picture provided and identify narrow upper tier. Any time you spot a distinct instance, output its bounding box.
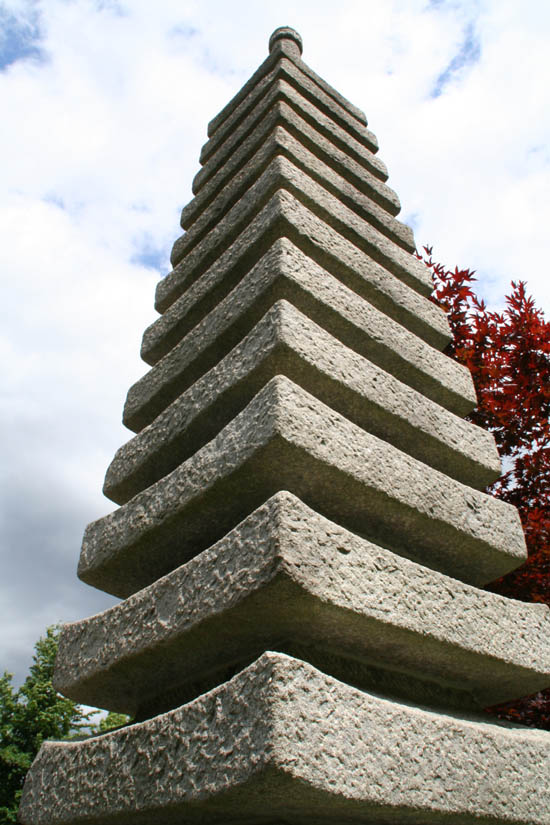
[106,300,498,505]
[130,236,468,433]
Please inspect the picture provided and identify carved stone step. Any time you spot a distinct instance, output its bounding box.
[82,377,524,599]
[107,301,497,505]
[200,55,380,167]
[194,78,390,199]
[57,493,550,716]
[172,155,429,302]
[128,238,471,433]
[20,653,550,825]
[186,99,392,235]
[208,32,368,137]
[181,124,414,260]
[153,206,445,371]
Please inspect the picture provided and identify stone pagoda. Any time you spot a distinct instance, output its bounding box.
[20,26,550,825]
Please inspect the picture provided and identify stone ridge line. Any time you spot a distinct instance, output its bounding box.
[55,493,550,715]
[179,125,414,262]
[148,212,448,367]
[105,301,498,505]
[185,101,398,232]
[207,36,368,138]
[81,377,524,599]
[171,155,426,300]
[194,78,387,196]
[19,653,550,825]
[200,56,378,167]
[127,235,472,433]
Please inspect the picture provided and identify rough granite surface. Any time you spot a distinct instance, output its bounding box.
[154,206,446,365]
[172,154,431,301]
[188,99,394,233]
[82,377,525,598]
[180,124,414,264]
[57,493,550,714]
[208,36,368,136]
[19,653,550,825]
[194,78,390,200]
[128,235,472,432]
[160,155,428,316]
[20,26,548,825]
[200,56,380,167]
[106,300,498,504]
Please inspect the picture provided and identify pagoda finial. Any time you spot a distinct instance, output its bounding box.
[269,26,303,57]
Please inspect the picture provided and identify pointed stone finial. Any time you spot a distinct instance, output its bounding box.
[269,26,303,57]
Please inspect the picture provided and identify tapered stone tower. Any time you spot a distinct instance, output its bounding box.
[20,27,550,825]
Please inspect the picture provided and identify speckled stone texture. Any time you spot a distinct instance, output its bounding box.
[20,24,550,825]
[81,377,525,598]
[105,301,499,505]
[186,100,393,238]
[171,155,429,297]
[150,214,448,363]
[56,493,550,716]
[199,56,380,168]
[129,236,470,432]
[194,78,386,197]
[176,124,416,267]
[19,654,550,825]
[181,120,414,252]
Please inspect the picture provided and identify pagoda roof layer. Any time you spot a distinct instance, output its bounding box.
[57,493,550,716]
[20,653,550,825]
[200,56,380,168]
[127,232,470,433]
[183,100,397,236]
[208,30,367,135]
[148,202,447,368]
[105,300,498,505]
[177,123,414,264]
[80,376,524,599]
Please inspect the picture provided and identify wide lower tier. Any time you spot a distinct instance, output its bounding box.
[20,653,550,825]
[56,493,550,717]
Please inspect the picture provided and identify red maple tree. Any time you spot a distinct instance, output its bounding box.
[423,246,550,728]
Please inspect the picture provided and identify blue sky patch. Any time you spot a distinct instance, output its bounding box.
[131,239,168,272]
[431,21,481,98]
[0,7,44,71]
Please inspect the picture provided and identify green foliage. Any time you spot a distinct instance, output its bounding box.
[0,626,92,824]
[94,710,130,734]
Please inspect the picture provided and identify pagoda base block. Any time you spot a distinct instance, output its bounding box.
[20,653,550,825]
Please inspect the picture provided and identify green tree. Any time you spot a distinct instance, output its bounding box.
[0,626,91,823]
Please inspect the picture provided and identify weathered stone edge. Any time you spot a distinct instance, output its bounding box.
[82,377,525,598]
[173,154,429,302]
[208,37,368,136]
[194,78,387,198]
[20,653,550,825]
[186,99,396,231]
[200,56,379,166]
[156,204,445,369]
[56,492,550,714]
[180,124,414,263]
[107,300,497,504]
[130,236,471,433]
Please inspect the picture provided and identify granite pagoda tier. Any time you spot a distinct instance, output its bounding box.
[20,26,550,825]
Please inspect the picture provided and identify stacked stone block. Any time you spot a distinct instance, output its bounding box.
[20,26,550,825]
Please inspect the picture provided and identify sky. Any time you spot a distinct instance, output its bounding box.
[1,0,550,688]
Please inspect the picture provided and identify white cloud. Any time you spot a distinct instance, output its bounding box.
[1,0,549,686]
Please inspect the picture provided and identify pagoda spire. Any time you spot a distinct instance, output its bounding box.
[20,27,550,825]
